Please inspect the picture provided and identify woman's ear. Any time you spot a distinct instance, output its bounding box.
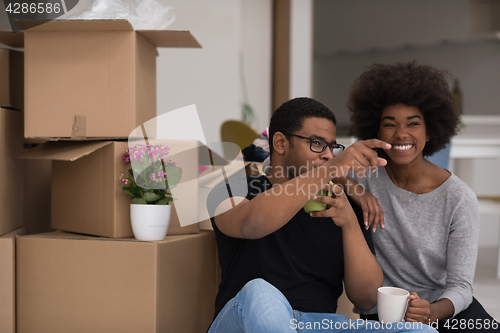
[273,132,287,155]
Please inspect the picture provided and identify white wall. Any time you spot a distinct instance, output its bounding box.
[313,0,500,131]
[156,0,272,144]
[156,0,241,145]
[314,0,468,57]
[290,0,313,99]
[477,200,500,248]
[240,0,273,132]
[314,40,500,129]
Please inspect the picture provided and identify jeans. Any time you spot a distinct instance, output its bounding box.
[207,278,437,333]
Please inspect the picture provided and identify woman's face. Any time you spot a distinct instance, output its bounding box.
[378,103,429,165]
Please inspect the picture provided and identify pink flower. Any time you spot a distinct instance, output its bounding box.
[150,171,165,183]
[122,153,131,164]
[119,174,131,185]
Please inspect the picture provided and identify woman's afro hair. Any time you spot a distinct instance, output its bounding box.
[348,61,460,157]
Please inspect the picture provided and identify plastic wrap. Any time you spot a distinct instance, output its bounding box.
[68,0,175,30]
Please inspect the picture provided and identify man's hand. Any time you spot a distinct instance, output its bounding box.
[330,139,391,179]
[309,183,358,229]
[405,292,431,323]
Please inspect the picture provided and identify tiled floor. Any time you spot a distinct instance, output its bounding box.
[473,247,500,321]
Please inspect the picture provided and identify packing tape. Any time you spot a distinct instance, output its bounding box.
[72,115,87,139]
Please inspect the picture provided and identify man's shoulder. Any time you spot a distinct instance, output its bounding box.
[246,174,268,184]
[246,174,272,198]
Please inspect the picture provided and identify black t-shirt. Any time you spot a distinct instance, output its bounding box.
[208,175,374,318]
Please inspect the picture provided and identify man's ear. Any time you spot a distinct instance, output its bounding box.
[273,132,287,155]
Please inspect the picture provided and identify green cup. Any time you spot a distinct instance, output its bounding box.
[303,181,333,214]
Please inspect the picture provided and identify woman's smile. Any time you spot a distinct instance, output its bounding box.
[391,144,414,152]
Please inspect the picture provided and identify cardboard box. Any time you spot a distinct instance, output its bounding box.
[23,156,53,235]
[17,231,217,333]
[0,108,24,236]
[0,49,23,110]
[0,19,201,139]
[0,228,24,333]
[18,140,201,237]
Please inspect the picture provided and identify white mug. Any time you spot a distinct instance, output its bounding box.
[377,286,410,323]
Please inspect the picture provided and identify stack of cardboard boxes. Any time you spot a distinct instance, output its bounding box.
[0,19,218,333]
[0,36,26,333]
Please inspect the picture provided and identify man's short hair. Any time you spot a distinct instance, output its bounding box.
[268,97,337,158]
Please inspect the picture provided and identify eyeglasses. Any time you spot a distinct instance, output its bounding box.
[283,133,345,156]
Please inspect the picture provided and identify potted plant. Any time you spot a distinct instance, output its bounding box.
[119,143,182,241]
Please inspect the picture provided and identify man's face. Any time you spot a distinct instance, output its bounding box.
[284,117,337,179]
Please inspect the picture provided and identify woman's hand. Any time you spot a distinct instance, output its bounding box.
[309,183,358,230]
[331,177,384,232]
[350,189,384,232]
[405,292,431,323]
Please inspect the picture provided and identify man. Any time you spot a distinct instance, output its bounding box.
[206,97,434,332]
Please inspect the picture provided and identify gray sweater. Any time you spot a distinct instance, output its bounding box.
[353,166,479,317]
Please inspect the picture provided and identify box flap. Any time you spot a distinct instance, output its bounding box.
[0,227,24,240]
[136,30,201,48]
[0,21,201,49]
[0,31,24,48]
[0,228,22,333]
[18,231,88,239]
[17,19,134,32]
[16,141,113,162]
[18,231,140,242]
[19,231,204,244]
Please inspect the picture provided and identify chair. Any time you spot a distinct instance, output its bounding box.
[427,143,451,170]
[220,120,259,152]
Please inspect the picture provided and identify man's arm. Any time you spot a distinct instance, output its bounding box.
[341,221,383,310]
[213,174,330,239]
[213,139,391,239]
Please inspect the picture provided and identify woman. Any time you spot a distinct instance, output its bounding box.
[346,61,497,332]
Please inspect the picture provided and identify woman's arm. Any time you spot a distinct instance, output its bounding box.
[333,176,385,232]
[406,190,479,323]
[405,293,454,323]
[438,193,479,317]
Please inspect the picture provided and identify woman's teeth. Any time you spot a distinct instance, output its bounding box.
[393,145,413,151]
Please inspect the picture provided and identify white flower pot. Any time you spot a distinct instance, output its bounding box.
[130,204,171,241]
